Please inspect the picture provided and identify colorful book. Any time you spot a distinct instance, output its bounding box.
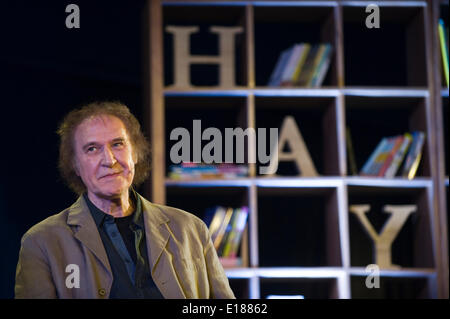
[291,43,311,84]
[213,207,234,250]
[401,131,426,180]
[295,45,320,86]
[439,19,449,88]
[360,137,389,176]
[222,207,249,258]
[378,135,404,177]
[268,47,293,87]
[217,208,239,256]
[310,44,332,87]
[305,44,327,87]
[207,206,227,244]
[280,44,304,86]
[384,132,413,178]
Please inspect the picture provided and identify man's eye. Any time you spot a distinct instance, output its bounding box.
[87,146,97,153]
[113,142,124,147]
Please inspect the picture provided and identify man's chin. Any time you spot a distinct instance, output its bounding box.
[96,187,129,200]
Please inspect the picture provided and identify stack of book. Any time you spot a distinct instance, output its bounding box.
[168,163,248,180]
[204,206,249,267]
[267,43,333,87]
[439,18,449,88]
[359,131,425,179]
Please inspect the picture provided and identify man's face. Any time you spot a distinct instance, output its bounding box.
[73,114,137,199]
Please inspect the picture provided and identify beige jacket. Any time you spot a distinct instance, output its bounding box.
[15,194,235,299]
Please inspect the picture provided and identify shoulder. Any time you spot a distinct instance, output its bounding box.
[140,196,208,236]
[152,202,206,230]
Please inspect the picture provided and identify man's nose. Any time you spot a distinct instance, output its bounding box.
[101,146,117,166]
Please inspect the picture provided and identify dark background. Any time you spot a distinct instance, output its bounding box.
[0,1,443,299]
[0,1,146,298]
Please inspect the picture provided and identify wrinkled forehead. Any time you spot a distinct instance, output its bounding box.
[73,114,131,146]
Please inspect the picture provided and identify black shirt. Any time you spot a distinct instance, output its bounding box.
[84,191,164,299]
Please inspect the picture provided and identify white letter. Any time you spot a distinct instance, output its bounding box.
[350,204,416,269]
[225,127,256,164]
[365,264,380,289]
[65,264,80,288]
[165,26,243,88]
[264,116,318,176]
[202,127,222,164]
[258,128,279,175]
[193,120,202,163]
[65,4,80,29]
[365,4,380,29]
[170,127,191,163]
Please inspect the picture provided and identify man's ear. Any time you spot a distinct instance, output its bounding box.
[72,158,80,176]
[132,150,138,165]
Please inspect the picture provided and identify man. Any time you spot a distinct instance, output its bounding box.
[15,101,235,299]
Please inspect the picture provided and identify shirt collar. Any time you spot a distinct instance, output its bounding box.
[83,189,143,229]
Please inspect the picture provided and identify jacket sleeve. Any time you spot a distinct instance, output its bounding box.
[201,222,236,299]
[15,232,57,299]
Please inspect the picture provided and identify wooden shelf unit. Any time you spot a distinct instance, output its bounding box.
[143,0,449,298]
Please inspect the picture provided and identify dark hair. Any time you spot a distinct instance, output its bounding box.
[57,101,151,195]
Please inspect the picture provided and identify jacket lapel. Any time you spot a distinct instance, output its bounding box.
[66,196,112,274]
[140,196,186,298]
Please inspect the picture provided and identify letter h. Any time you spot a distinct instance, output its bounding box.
[166,26,243,88]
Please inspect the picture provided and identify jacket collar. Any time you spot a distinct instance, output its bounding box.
[66,193,173,286]
[66,196,112,274]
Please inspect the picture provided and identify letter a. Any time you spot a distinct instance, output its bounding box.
[65,264,80,288]
[65,4,80,29]
[365,4,380,29]
[266,116,318,176]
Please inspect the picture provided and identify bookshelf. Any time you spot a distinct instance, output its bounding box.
[143,0,449,298]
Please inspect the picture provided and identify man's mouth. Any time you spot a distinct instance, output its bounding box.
[100,172,123,179]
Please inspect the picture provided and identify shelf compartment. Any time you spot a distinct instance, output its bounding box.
[347,184,435,269]
[163,3,247,87]
[259,277,339,299]
[166,185,250,266]
[343,4,427,86]
[350,275,435,299]
[255,96,341,176]
[345,95,432,177]
[165,95,249,176]
[253,4,338,87]
[257,186,342,267]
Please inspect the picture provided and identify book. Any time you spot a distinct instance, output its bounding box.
[213,207,234,250]
[291,43,311,84]
[169,163,248,180]
[401,131,425,180]
[377,135,404,177]
[384,132,413,178]
[359,137,389,176]
[222,207,249,258]
[310,43,332,87]
[207,206,227,244]
[295,44,320,86]
[268,47,294,87]
[439,19,449,88]
[280,44,304,86]
[217,208,240,257]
